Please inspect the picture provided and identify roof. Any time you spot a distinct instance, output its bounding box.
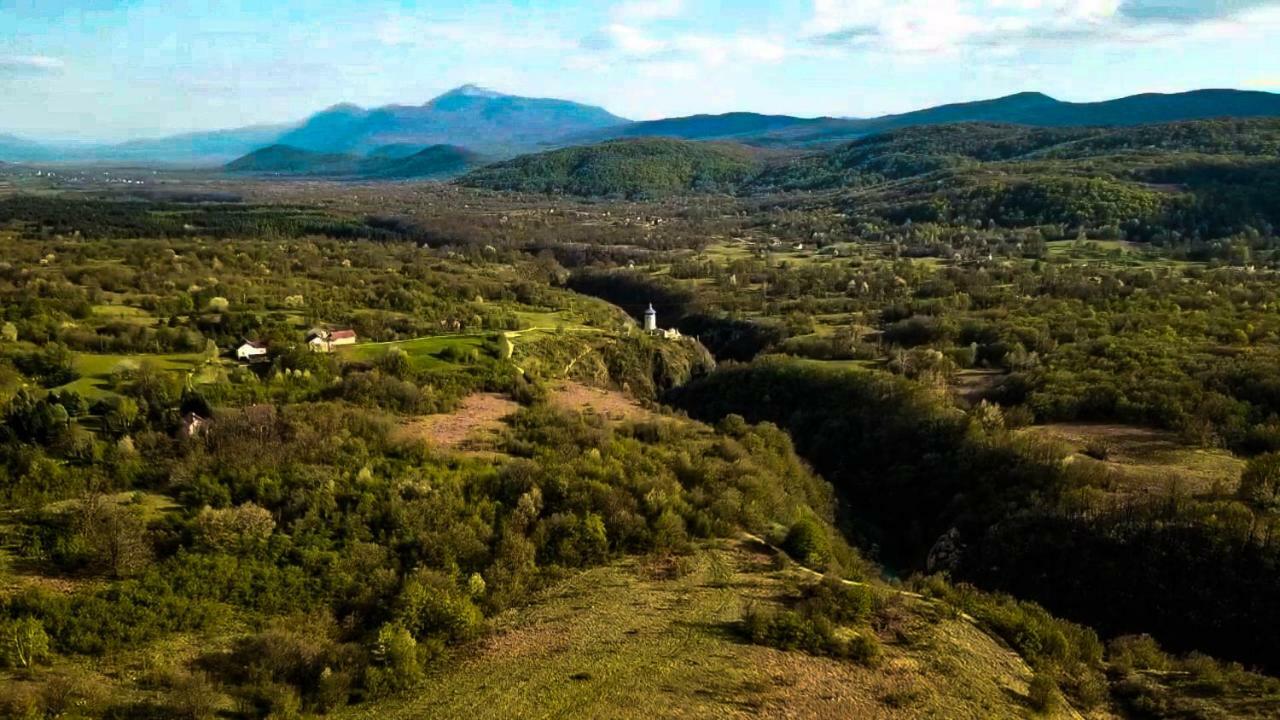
[240,340,266,349]
[330,329,357,340]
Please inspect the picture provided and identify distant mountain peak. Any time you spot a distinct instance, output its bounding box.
[322,102,366,114]
[436,84,506,101]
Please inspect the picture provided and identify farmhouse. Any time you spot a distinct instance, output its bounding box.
[306,328,358,353]
[236,340,269,362]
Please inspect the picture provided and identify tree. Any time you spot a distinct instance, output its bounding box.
[0,617,50,670]
[76,494,152,578]
[1240,453,1280,511]
[0,322,16,343]
[365,624,423,697]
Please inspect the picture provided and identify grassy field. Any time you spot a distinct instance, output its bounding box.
[341,540,1078,720]
[338,335,489,370]
[60,352,215,399]
[90,304,155,325]
[1024,423,1245,499]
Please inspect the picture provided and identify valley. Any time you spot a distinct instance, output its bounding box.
[3,87,1280,719]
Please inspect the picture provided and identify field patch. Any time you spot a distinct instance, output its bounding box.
[549,381,653,424]
[62,352,213,399]
[339,334,488,370]
[1025,423,1245,498]
[90,304,155,325]
[393,393,520,451]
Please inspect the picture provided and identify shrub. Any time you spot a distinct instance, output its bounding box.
[365,624,423,698]
[781,517,830,569]
[396,571,483,643]
[0,617,51,670]
[1028,671,1063,714]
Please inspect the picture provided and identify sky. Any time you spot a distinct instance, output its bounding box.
[3,0,1280,142]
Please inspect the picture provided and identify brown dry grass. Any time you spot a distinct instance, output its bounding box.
[549,381,653,424]
[393,393,520,452]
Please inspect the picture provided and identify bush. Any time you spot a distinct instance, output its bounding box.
[1028,671,1063,714]
[781,517,830,569]
[365,624,423,698]
[0,617,51,670]
[396,571,483,643]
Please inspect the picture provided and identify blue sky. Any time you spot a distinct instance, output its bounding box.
[3,0,1280,141]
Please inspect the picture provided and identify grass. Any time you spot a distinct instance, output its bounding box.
[90,304,155,325]
[338,335,489,370]
[340,540,1077,720]
[1024,423,1246,499]
[60,352,215,400]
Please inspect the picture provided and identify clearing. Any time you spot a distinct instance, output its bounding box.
[1024,423,1245,498]
[61,352,217,400]
[340,539,1082,720]
[338,334,488,370]
[548,381,653,424]
[393,393,520,452]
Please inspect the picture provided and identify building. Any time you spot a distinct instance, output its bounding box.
[642,303,682,340]
[236,341,268,362]
[306,328,357,353]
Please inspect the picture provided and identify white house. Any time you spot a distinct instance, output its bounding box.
[306,329,357,353]
[236,341,268,361]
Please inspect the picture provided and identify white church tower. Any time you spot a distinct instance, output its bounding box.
[644,303,657,332]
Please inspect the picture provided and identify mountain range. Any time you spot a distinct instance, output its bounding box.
[3,86,1280,171]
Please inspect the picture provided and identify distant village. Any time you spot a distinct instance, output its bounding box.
[234,327,358,363]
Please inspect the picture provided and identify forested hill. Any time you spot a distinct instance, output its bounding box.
[226,143,483,180]
[749,118,1280,192]
[455,138,764,198]
[570,89,1280,148]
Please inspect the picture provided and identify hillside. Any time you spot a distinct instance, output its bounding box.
[0,133,56,162]
[457,138,761,198]
[275,85,628,156]
[746,119,1280,235]
[97,123,295,165]
[583,89,1280,149]
[225,144,366,175]
[341,541,1085,720]
[226,143,483,179]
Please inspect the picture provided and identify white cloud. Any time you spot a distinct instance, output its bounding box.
[0,55,65,73]
[807,0,1280,55]
[613,0,685,22]
[578,23,788,74]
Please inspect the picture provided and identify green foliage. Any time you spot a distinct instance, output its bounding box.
[0,616,51,670]
[366,624,425,698]
[460,138,761,198]
[1240,452,1280,511]
[781,517,831,569]
[740,579,881,665]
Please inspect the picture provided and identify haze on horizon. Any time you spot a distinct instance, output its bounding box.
[4,0,1280,143]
